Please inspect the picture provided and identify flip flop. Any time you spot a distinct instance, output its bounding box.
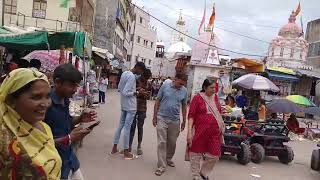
[155,168,165,176]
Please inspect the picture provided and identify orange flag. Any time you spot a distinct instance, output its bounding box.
[208,4,216,28]
[294,2,301,17]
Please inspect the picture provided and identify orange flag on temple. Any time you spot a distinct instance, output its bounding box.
[294,2,301,17]
[208,3,216,29]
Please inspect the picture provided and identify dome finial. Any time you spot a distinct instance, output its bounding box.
[289,11,296,23]
[177,9,185,26]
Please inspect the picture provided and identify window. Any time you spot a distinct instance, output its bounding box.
[33,0,47,19]
[146,40,148,46]
[127,55,131,62]
[140,17,143,24]
[130,34,134,42]
[149,59,152,65]
[4,0,17,14]
[137,36,141,43]
[114,33,123,50]
[151,42,154,48]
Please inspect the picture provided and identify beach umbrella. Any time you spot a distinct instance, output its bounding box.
[286,95,315,106]
[232,74,280,92]
[304,107,320,116]
[267,99,303,113]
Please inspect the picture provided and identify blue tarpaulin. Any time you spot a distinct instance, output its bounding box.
[267,71,299,82]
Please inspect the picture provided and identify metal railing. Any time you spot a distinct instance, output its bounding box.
[5,12,94,32]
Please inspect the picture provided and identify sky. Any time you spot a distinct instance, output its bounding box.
[132,0,320,59]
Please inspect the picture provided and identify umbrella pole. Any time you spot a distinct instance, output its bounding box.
[0,49,3,76]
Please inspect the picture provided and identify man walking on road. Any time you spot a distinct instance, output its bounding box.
[129,69,152,155]
[153,73,188,176]
[111,62,146,159]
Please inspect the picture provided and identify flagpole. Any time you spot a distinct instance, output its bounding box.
[203,0,206,33]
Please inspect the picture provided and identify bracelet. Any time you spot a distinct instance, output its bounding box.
[68,134,72,145]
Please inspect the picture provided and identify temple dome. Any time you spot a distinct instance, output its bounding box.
[278,11,303,38]
[167,41,191,53]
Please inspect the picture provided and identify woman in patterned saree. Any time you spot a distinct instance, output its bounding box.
[187,79,225,180]
[0,68,62,180]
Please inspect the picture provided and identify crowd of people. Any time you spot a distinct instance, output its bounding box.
[0,59,303,180]
[106,61,224,180]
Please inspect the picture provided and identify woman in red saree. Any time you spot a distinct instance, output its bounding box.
[187,79,225,180]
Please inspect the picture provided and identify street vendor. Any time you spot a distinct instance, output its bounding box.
[286,114,304,134]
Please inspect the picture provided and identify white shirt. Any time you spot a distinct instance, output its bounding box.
[98,78,109,92]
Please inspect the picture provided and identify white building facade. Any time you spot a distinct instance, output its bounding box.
[2,0,81,31]
[129,6,157,69]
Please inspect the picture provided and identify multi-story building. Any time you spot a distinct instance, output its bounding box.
[94,0,133,64]
[306,19,320,71]
[1,0,94,33]
[306,19,320,105]
[68,0,95,34]
[128,6,157,69]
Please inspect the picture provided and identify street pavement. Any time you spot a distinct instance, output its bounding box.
[78,90,320,180]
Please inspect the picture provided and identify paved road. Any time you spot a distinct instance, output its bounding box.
[78,90,320,180]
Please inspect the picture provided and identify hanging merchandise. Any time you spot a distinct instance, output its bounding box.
[75,56,80,69]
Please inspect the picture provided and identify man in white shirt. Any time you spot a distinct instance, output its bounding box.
[98,74,109,104]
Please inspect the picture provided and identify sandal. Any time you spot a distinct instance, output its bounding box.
[124,153,138,160]
[200,173,209,180]
[155,168,165,176]
[167,160,175,167]
[137,148,143,155]
[109,150,119,156]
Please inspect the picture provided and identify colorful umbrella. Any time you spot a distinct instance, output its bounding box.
[24,50,60,73]
[232,74,280,92]
[267,99,303,113]
[24,50,84,73]
[286,95,315,106]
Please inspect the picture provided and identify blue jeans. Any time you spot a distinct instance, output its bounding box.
[113,110,136,149]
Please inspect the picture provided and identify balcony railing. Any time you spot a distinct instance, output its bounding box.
[4,12,93,32]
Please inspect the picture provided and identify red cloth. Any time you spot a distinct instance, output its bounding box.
[188,94,222,157]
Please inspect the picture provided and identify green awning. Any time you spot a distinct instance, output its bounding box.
[0,31,49,50]
[48,31,85,57]
[0,26,88,56]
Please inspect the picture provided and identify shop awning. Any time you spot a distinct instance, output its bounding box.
[267,71,299,82]
[267,66,296,75]
[296,69,320,79]
[233,58,265,72]
[0,31,49,50]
